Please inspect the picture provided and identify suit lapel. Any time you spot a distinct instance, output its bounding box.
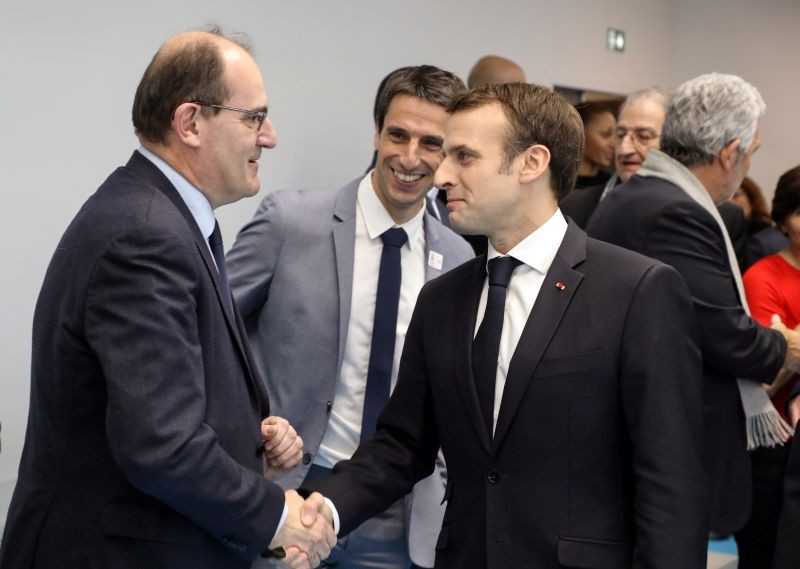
[453,257,493,453]
[332,181,360,372]
[126,151,264,410]
[492,224,587,448]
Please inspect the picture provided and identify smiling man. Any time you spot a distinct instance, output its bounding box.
[226,65,472,569]
[304,82,710,569]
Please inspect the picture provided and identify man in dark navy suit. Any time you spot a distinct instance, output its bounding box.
[305,82,709,569]
[0,28,334,569]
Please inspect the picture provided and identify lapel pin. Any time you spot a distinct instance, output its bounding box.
[428,250,444,271]
[555,282,566,291]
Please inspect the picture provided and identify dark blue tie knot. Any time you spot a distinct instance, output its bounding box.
[487,256,522,288]
[381,227,408,249]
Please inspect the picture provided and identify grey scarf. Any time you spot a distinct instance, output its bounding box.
[638,150,792,449]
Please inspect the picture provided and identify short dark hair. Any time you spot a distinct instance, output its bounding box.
[132,27,251,144]
[772,165,800,227]
[448,83,584,201]
[372,65,466,132]
[575,101,616,127]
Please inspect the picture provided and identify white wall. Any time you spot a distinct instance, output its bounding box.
[2,0,797,526]
[670,0,800,199]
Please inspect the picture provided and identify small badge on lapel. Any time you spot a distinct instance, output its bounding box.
[428,250,443,271]
[555,281,567,291]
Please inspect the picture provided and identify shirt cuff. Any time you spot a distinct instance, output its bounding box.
[270,501,289,543]
[324,497,341,535]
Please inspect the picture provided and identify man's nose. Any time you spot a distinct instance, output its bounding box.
[258,117,277,149]
[617,132,636,155]
[434,157,453,190]
[398,140,422,170]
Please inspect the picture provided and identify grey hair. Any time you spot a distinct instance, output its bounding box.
[661,73,765,167]
[620,86,671,116]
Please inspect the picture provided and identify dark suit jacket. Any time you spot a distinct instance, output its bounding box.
[308,222,709,569]
[560,183,749,265]
[559,183,605,229]
[587,174,787,533]
[774,428,800,569]
[0,151,285,569]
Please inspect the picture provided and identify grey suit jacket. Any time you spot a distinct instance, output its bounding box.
[227,178,473,563]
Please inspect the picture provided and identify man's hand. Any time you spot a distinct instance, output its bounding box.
[269,490,336,568]
[772,314,800,373]
[301,492,334,532]
[261,416,303,478]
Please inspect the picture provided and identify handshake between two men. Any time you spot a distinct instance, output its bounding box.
[260,417,337,569]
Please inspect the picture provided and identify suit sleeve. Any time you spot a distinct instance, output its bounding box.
[643,201,785,381]
[304,289,440,536]
[84,223,284,560]
[620,263,709,568]
[226,191,287,319]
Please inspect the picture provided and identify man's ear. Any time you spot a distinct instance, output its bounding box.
[519,144,551,184]
[719,138,742,170]
[373,128,381,151]
[172,102,203,149]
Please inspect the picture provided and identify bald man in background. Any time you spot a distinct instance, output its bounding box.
[467,55,526,88]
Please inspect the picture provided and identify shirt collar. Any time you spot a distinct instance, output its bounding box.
[357,171,425,245]
[487,209,568,274]
[137,146,216,240]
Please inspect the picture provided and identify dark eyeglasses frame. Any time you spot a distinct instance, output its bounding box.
[192,101,267,130]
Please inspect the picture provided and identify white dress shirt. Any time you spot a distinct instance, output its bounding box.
[475,209,568,432]
[316,172,427,468]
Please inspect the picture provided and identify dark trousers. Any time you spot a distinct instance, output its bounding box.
[735,444,792,569]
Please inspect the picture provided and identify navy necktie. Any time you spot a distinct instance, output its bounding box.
[472,256,522,437]
[208,221,233,312]
[361,227,408,442]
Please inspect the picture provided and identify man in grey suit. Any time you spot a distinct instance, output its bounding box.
[227,66,473,569]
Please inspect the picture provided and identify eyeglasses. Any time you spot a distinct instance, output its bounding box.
[192,101,268,130]
[615,127,660,146]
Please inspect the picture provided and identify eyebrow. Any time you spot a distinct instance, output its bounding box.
[421,134,445,146]
[444,143,476,156]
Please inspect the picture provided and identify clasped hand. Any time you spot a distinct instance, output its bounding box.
[268,490,336,569]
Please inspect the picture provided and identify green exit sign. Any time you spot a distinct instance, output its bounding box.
[607,28,625,53]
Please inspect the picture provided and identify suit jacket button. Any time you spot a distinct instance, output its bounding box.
[326,401,333,412]
[302,453,312,465]
[487,470,500,485]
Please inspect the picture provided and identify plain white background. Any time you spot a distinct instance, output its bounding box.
[2,0,799,526]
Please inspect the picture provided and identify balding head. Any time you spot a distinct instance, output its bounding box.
[132,28,253,145]
[467,55,526,89]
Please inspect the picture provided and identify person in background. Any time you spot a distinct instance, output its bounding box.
[574,102,616,188]
[739,165,800,569]
[733,176,789,269]
[467,55,526,88]
[588,72,800,541]
[560,87,747,261]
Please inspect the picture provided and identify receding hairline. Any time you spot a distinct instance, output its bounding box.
[156,30,251,66]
